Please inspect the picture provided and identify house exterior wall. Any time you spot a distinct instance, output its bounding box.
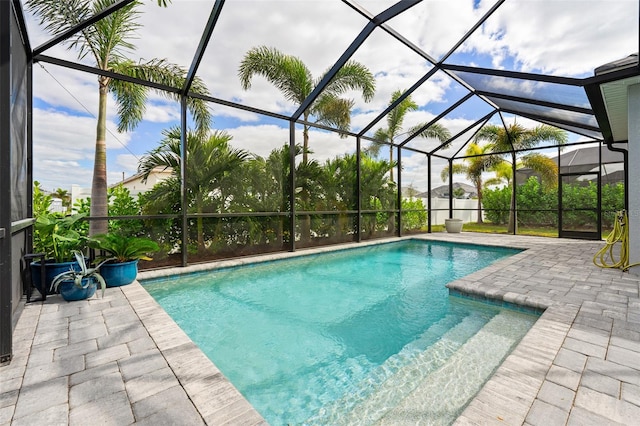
[628,83,640,276]
[116,169,172,197]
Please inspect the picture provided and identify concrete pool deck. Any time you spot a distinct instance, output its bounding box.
[1,233,639,425]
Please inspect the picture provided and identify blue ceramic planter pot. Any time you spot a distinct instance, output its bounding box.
[30,261,80,295]
[99,260,139,287]
[58,278,97,301]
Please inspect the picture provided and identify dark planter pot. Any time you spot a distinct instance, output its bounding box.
[58,278,97,301]
[30,261,80,295]
[99,260,139,287]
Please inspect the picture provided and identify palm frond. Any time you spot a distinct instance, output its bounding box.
[89,0,141,64]
[239,46,313,104]
[409,122,452,145]
[526,125,569,147]
[483,177,505,187]
[385,90,417,134]
[321,61,376,102]
[109,60,147,132]
[313,94,353,133]
[521,153,559,187]
[25,0,94,56]
[441,163,468,182]
[113,59,211,133]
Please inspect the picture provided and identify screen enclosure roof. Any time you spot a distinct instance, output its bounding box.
[20,0,640,160]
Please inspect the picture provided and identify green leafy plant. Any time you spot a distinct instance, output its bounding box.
[52,251,107,297]
[34,213,87,263]
[88,233,159,263]
[33,181,52,218]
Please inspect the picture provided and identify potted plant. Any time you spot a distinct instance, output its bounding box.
[52,251,107,301]
[31,213,87,294]
[88,233,159,287]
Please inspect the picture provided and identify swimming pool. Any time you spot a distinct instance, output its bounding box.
[142,239,538,425]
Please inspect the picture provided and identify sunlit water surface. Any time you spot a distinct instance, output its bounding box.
[143,240,538,425]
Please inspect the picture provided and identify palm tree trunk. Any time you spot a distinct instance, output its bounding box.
[508,152,517,233]
[302,114,310,164]
[196,194,204,252]
[89,79,109,236]
[389,145,394,182]
[301,114,311,243]
[476,181,484,224]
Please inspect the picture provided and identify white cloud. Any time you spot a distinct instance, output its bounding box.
[466,0,638,75]
[226,124,290,158]
[115,154,141,175]
[32,108,133,189]
[225,124,356,162]
[142,100,181,123]
[34,159,93,193]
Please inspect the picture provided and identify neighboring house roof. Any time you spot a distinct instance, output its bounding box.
[109,167,173,197]
[516,146,626,184]
[415,182,477,198]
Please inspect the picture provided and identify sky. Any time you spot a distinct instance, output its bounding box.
[22,0,639,195]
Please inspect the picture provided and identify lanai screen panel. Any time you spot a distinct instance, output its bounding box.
[10,14,29,222]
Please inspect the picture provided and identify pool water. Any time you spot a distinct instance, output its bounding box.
[143,240,538,425]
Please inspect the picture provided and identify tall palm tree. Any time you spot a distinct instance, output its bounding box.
[474,123,567,232]
[238,45,375,163]
[441,143,500,224]
[368,90,451,181]
[26,0,211,236]
[138,127,248,251]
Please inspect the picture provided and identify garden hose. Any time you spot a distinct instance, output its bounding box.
[593,210,640,271]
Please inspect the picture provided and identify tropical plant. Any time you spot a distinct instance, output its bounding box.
[484,161,512,187]
[33,181,52,218]
[368,90,451,181]
[402,198,427,232]
[52,250,107,299]
[360,156,396,235]
[26,0,211,236]
[474,123,567,232]
[88,233,159,263]
[441,143,500,224]
[108,184,143,236]
[34,213,87,263]
[239,45,375,163]
[138,127,249,251]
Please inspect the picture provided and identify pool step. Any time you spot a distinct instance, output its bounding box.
[303,312,490,425]
[374,310,535,425]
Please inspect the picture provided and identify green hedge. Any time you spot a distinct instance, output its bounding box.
[482,177,624,228]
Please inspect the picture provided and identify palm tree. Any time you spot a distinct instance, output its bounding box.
[26,0,211,236]
[484,161,512,187]
[474,123,567,232]
[138,127,249,252]
[360,155,396,236]
[368,90,451,181]
[441,143,500,224]
[238,45,375,163]
[53,188,71,213]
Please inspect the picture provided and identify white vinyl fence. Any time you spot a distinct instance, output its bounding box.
[422,197,481,225]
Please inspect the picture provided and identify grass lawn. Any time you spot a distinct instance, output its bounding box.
[428,222,558,237]
[424,222,611,239]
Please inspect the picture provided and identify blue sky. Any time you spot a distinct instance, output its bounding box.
[23,0,638,193]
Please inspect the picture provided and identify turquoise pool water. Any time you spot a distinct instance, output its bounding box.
[143,240,538,425]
